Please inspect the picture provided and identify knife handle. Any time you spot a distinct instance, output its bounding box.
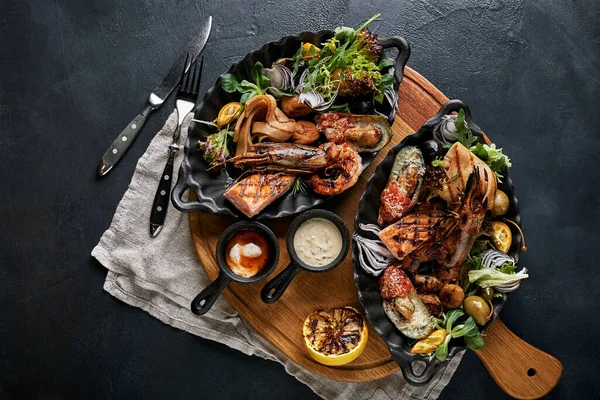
[149,148,177,237]
[96,104,154,177]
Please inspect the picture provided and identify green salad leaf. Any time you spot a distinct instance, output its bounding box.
[470,142,512,179]
[446,109,513,181]
[221,61,286,105]
[468,268,529,288]
[298,14,394,103]
[435,309,485,361]
[453,109,478,148]
[464,332,485,350]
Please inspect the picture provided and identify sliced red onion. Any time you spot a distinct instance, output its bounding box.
[294,69,311,94]
[294,69,339,112]
[481,249,514,269]
[298,86,339,112]
[479,249,527,293]
[495,268,528,293]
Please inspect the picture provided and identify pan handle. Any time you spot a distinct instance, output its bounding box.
[191,272,231,315]
[379,36,411,85]
[260,263,302,304]
[390,350,446,386]
[171,165,205,213]
[421,99,483,135]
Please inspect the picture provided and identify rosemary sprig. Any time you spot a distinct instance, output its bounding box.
[292,178,308,196]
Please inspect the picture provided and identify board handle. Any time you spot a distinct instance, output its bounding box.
[475,318,563,399]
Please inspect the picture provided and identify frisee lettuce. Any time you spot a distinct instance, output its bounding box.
[468,268,529,288]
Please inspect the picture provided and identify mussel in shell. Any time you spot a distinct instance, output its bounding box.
[380,264,435,339]
[377,146,425,226]
[315,112,392,152]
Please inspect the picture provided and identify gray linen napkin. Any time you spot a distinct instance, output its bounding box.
[92,112,464,399]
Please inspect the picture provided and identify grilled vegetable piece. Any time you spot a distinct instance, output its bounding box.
[380,264,435,339]
[378,146,425,226]
[223,173,296,218]
[316,113,392,152]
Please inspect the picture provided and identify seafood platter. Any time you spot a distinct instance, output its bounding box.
[354,100,527,383]
[172,14,410,218]
[173,15,558,390]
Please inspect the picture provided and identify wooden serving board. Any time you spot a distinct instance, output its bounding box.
[188,67,562,395]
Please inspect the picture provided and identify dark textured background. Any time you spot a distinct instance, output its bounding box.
[1,0,599,398]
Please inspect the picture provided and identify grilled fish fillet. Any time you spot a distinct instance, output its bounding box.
[224,173,295,218]
[377,202,456,261]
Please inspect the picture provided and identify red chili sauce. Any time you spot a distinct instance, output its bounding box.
[225,231,271,277]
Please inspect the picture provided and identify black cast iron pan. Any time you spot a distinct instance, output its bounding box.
[260,209,350,303]
[353,99,523,385]
[191,221,280,315]
[172,30,410,219]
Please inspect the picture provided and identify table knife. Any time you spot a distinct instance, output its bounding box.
[96,16,212,178]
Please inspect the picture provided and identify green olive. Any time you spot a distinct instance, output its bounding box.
[480,287,496,302]
[491,190,510,216]
[463,296,492,325]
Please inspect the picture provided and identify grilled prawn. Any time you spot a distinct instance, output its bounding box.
[304,142,364,196]
[229,142,328,174]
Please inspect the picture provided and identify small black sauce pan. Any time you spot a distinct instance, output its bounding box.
[191,221,280,315]
[260,209,350,304]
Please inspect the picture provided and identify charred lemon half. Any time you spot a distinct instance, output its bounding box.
[302,307,368,366]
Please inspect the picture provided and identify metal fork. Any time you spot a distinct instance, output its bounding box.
[150,55,204,237]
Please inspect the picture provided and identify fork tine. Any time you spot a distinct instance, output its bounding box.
[186,59,198,94]
[179,53,190,89]
[192,56,204,95]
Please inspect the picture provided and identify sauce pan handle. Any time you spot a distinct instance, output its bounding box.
[191,272,230,315]
[260,263,302,304]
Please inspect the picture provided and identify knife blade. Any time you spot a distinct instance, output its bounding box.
[96,16,212,178]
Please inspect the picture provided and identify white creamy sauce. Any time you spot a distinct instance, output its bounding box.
[293,218,343,267]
